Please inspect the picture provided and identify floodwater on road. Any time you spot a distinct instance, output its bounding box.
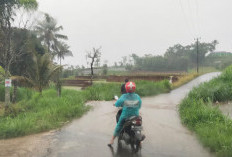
[0,72,221,157]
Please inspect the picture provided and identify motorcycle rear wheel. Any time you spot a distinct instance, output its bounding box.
[130,141,141,153]
[117,135,123,150]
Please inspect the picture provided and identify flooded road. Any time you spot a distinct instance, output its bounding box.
[0,72,220,157]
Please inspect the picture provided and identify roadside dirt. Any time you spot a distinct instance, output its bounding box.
[0,131,55,157]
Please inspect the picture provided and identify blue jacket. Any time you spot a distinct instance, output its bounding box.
[114,93,142,136]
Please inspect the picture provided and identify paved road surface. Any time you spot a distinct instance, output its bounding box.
[0,72,220,157]
[46,72,220,157]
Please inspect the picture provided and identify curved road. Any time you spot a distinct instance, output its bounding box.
[0,72,220,157]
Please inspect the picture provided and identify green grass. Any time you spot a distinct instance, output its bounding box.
[0,89,89,139]
[187,66,219,73]
[179,65,232,157]
[83,80,171,100]
[173,67,220,89]
[0,79,171,139]
[0,85,35,102]
[135,80,171,96]
[83,82,121,101]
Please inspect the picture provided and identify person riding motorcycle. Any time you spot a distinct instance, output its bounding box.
[108,81,142,146]
[121,78,129,94]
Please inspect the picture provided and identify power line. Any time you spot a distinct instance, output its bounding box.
[187,0,198,36]
[178,0,195,39]
[178,0,202,38]
[194,0,205,37]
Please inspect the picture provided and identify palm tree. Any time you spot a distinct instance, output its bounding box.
[53,41,72,96]
[14,53,61,95]
[55,41,73,66]
[35,13,68,55]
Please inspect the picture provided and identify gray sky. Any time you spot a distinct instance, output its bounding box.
[37,0,232,67]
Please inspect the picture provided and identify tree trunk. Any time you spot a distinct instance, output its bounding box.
[12,80,17,103]
[47,41,50,53]
[57,79,61,97]
[57,57,62,97]
[39,85,43,95]
[90,59,94,85]
[4,69,11,110]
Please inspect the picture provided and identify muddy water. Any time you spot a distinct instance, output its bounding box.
[0,72,220,157]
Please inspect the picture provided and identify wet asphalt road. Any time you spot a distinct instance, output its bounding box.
[44,72,220,157]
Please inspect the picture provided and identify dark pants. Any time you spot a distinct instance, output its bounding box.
[116,109,122,123]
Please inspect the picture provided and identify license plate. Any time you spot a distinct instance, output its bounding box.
[131,126,143,130]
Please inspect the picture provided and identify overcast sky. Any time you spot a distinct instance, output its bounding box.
[37,0,232,67]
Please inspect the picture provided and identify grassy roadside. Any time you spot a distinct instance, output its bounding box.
[172,67,219,89]
[172,73,200,89]
[0,80,171,139]
[179,65,232,157]
[0,89,90,139]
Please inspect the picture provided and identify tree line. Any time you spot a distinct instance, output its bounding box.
[0,0,72,108]
[117,40,231,72]
[62,39,232,79]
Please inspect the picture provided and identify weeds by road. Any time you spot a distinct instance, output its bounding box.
[172,73,199,89]
[0,89,89,139]
[179,65,232,157]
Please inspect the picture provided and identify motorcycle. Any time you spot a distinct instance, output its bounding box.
[114,96,145,153]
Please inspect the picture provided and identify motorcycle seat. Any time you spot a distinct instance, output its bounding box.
[125,116,141,122]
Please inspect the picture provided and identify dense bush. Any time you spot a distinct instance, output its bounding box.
[179,65,232,156]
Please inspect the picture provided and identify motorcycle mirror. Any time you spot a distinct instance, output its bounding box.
[114,95,119,100]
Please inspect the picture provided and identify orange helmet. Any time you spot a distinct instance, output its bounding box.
[125,82,136,93]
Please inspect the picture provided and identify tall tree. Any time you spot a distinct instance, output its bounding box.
[86,47,101,83]
[35,13,68,55]
[10,29,45,102]
[54,41,73,66]
[0,0,37,109]
[53,41,72,96]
